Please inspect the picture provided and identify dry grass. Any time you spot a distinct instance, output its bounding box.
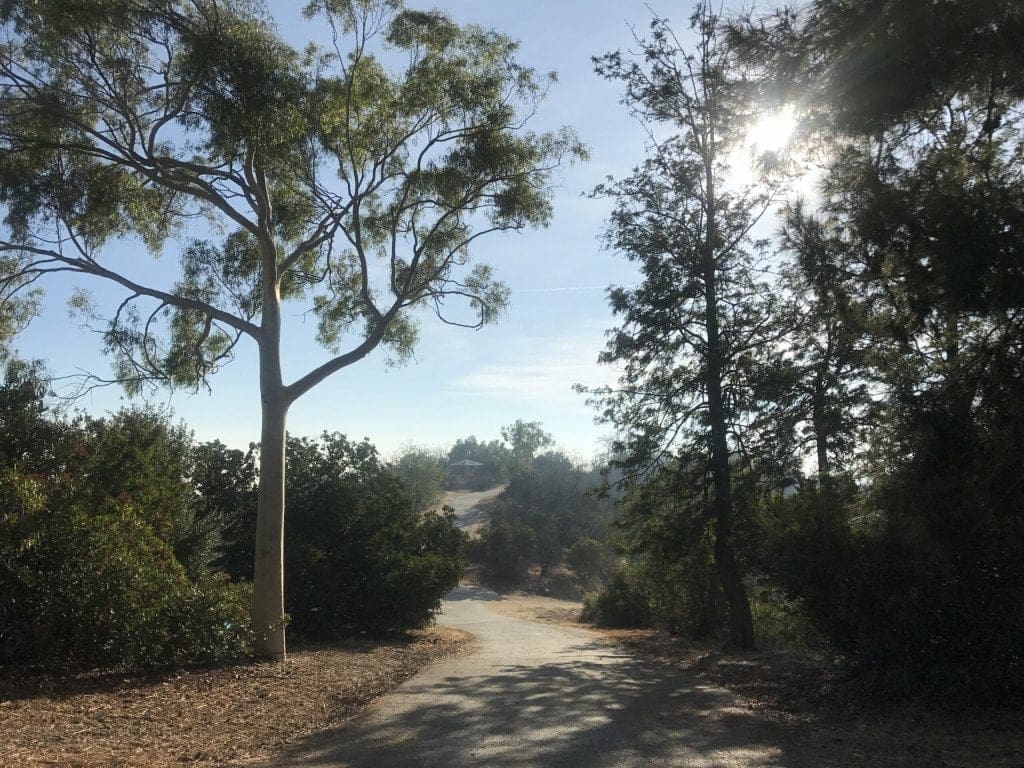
[0,627,474,768]
[485,592,584,628]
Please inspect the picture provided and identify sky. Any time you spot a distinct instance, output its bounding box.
[11,1,764,460]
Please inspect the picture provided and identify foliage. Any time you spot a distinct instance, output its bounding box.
[389,445,447,512]
[473,517,536,583]
[284,432,465,637]
[564,537,609,589]
[0,0,583,657]
[580,562,652,629]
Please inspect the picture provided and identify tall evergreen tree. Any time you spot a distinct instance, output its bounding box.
[590,5,786,649]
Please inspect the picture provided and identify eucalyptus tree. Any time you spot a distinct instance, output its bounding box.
[0,0,582,657]
[500,418,553,476]
[591,5,784,649]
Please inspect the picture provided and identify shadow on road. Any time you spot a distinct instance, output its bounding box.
[445,586,504,602]
[271,637,797,767]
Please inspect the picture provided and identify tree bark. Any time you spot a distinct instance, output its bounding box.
[252,260,288,659]
[704,283,757,650]
[812,372,831,484]
[253,386,287,659]
[701,123,756,650]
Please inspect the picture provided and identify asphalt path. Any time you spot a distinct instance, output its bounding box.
[271,586,793,768]
[435,486,505,532]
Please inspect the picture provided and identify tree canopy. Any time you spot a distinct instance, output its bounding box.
[0,0,583,658]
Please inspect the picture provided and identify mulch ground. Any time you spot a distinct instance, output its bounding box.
[0,627,474,767]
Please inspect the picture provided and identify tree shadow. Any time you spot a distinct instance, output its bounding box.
[445,585,504,602]
[268,637,804,767]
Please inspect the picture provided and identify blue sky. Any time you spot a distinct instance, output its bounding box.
[12,2,715,458]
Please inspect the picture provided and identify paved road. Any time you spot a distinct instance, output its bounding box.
[435,486,505,532]
[271,587,794,767]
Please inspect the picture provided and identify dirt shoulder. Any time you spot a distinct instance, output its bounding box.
[484,590,585,628]
[0,627,474,768]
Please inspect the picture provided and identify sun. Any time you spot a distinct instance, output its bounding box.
[745,105,798,154]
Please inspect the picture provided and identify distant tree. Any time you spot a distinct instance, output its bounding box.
[493,450,614,572]
[389,445,447,512]
[589,5,782,648]
[0,0,582,657]
[500,419,553,476]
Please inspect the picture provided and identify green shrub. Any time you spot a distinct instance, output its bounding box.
[565,537,608,589]
[747,579,821,650]
[581,562,652,628]
[284,433,466,637]
[475,517,536,582]
[0,471,252,669]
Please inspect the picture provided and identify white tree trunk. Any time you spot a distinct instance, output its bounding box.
[252,388,287,659]
[253,264,288,660]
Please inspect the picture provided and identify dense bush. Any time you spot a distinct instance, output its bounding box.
[564,537,609,589]
[389,446,447,511]
[473,517,536,582]
[580,562,652,628]
[767,449,1024,701]
[0,365,252,669]
[284,433,466,637]
[191,440,258,581]
[0,468,251,669]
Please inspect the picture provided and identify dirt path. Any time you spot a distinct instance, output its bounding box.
[268,586,794,767]
[436,486,505,532]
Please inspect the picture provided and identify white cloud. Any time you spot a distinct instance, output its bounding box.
[452,335,618,403]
